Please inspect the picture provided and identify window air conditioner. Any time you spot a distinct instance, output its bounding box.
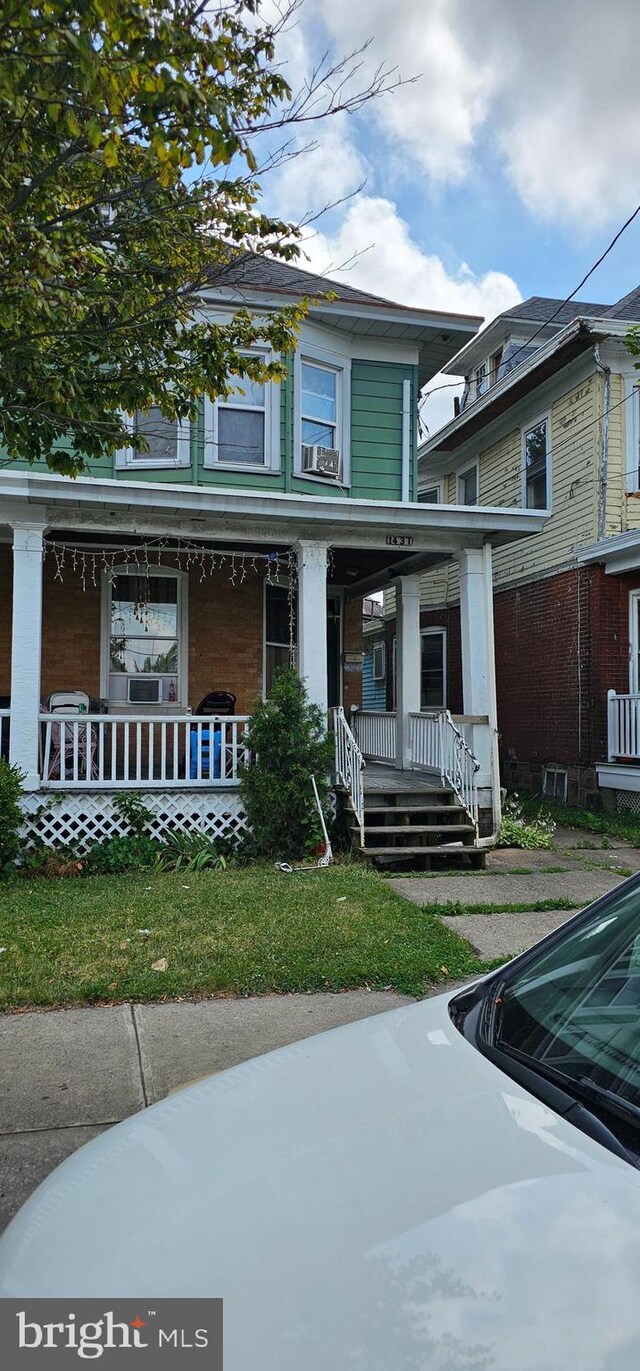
[301,444,342,479]
[128,677,162,704]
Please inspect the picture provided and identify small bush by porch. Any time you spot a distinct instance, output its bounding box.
[0,865,487,1011]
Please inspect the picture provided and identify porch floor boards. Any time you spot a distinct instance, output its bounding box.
[363,764,445,794]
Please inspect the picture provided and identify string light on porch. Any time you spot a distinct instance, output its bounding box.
[44,537,297,592]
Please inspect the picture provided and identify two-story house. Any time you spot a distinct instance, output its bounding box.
[0,253,544,861]
[414,287,640,813]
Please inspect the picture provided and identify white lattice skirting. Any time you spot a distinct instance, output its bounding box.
[20,789,248,853]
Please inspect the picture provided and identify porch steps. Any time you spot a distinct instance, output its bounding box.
[342,779,482,870]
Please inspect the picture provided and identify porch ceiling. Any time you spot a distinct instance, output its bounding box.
[0,470,548,560]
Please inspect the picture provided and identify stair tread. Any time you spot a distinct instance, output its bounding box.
[364,823,475,835]
[363,804,465,815]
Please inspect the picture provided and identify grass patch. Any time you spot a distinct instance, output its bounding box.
[0,866,489,1010]
[428,897,581,917]
[520,796,640,846]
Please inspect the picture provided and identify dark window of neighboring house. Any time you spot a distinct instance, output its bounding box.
[264,584,296,694]
[489,348,503,386]
[418,487,440,503]
[421,630,446,708]
[524,418,549,509]
[458,464,478,505]
[474,364,487,399]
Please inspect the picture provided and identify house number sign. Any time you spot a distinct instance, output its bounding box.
[385,534,414,547]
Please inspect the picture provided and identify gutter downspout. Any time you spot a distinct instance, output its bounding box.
[595,342,611,541]
[401,378,411,503]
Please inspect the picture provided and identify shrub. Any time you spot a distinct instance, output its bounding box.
[112,791,155,837]
[499,794,555,850]
[239,668,335,861]
[159,830,228,872]
[85,833,160,874]
[0,758,24,870]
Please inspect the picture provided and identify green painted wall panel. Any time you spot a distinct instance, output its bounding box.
[4,350,419,506]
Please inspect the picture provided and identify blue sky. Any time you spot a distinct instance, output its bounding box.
[260,0,640,431]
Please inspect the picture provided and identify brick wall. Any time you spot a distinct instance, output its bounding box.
[0,546,360,714]
[342,597,363,713]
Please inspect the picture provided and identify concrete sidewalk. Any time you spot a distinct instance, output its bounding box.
[0,990,412,1235]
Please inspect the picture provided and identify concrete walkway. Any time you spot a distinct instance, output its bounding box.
[388,825,640,961]
[0,990,412,1235]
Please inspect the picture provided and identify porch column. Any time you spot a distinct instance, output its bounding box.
[9,521,45,790]
[457,544,500,826]
[296,540,328,716]
[395,573,422,769]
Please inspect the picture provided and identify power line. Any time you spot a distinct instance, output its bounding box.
[420,198,640,415]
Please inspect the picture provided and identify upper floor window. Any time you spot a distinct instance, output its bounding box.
[117,409,190,469]
[522,416,550,510]
[204,348,280,472]
[294,341,350,482]
[418,484,442,504]
[301,362,338,449]
[489,348,503,386]
[457,462,478,506]
[104,569,186,706]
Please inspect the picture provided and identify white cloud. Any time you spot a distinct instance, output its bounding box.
[300,0,640,228]
[299,195,521,433]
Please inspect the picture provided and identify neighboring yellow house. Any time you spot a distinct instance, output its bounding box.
[402,287,640,810]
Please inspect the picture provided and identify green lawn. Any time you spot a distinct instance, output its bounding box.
[0,866,488,1009]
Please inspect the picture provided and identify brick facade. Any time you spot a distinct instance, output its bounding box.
[383,562,640,808]
[0,547,361,714]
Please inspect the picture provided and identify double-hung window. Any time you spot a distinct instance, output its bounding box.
[118,409,191,468]
[522,416,550,509]
[301,361,339,449]
[105,570,185,706]
[457,462,478,506]
[474,363,487,400]
[295,342,349,480]
[418,484,442,504]
[205,348,280,471]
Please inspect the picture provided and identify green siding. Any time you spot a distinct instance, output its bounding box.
[4,352,419,504]
[350,359,415,502]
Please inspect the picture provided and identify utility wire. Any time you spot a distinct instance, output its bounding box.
[421,198,640,412]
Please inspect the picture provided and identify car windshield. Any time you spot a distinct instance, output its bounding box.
[492,882,640,1117]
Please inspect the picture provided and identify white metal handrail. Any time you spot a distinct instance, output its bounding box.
[39,713,251,788]
[332,706,365,844]
[352,710,396,762]
[607,690,640,761]
[409,709,479,827]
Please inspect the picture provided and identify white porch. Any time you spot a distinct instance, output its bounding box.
[0,469,546,849]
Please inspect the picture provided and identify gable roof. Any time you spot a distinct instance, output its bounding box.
[498,296,611,326]
[207,251,413,310]
[604,285,640,322]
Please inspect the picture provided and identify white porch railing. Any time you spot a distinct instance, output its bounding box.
[39,714,251,788]
[351,710,396,762]
[409,710,479,825]
[332,706,365,843]
[607,690,640,761]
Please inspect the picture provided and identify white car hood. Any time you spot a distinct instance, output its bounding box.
[2,992,640,1370]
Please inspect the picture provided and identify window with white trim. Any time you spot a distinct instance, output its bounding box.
[522,416,550,510]
[421,629,446,708]
[418,484,442,504]
[474,363,487,400]
[119,409,191,468]
[457,462,478,506]
[205,348,280,470]
[295,343,349,479]
[105,570,185,705]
